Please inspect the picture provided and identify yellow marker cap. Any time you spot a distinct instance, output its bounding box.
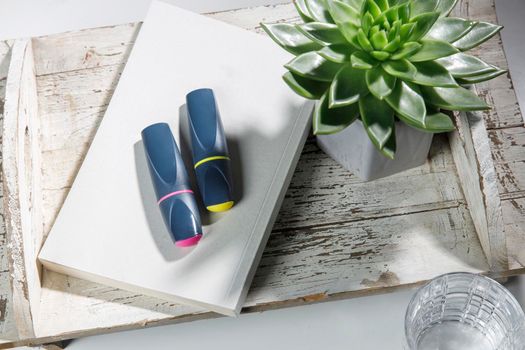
[206,201,234,213]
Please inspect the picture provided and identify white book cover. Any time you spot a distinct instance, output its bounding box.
[39,0,313,316]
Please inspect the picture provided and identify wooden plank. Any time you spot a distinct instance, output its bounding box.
[0,40,19,344]
[502,197,525,271]
[36,65,124,236]
[449,108,507,271]
[249,205,488,305]
[0,41,12,81]
[2,39,41,340]
[489,126,525,197]
[32,23,140,76]
[37,65,121,120]
[274,136,464,230]
[0,0,523,345]
[449,0,523,272]
[450,0,525,276]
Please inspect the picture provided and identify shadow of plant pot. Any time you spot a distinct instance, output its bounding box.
[316,119,433,181]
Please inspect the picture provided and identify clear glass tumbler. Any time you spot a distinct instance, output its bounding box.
[405,272,525,350]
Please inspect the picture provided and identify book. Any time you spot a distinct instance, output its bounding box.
[38,0,313,316]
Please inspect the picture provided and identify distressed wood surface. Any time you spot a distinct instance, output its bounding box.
[2,39,43,341]
[0,40,19,345]
[453,0,525,273]
[0,0,523,346]
[449,108,507,271]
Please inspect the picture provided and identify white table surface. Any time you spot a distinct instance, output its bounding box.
[1,0,524,348]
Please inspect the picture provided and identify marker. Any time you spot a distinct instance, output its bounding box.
[186,88,234,213]
[141,123,202,247]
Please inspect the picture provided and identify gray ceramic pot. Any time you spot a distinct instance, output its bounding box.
[316,119,433,181]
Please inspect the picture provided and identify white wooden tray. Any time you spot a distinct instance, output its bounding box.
[0,0,524,347]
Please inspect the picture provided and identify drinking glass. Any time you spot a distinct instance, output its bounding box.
[405,272,525,350]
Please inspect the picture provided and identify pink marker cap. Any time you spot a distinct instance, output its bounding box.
[175,233,202,247]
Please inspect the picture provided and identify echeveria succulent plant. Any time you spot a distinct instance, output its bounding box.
[262,0,505,158]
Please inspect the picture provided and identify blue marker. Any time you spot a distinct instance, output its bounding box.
[186,88,234,212]
[141,123,202,247]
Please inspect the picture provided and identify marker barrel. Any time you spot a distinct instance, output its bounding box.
[142,123,202,246]
[186,88,234,212]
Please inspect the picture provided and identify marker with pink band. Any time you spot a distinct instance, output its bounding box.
[157,189,194,205]
[142,123,202,247]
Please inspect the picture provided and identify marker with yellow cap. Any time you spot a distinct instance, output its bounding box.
[186,88,234,213]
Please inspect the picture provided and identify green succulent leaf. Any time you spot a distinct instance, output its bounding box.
[371,30,389,50]
[298,22,348,44]
[426,17,476,43]
[410,0,458,17]
[369,25,380,37]
[359,93,395,149]
[388,20,402,41]
[366,66,397,99]
[389,0,410,5]
[400,22,416,41]
[318,44,353,63]
[456,67,507,84]
[327,0,360,43]
[452,21,502,51]
[385,80,427,128]
[408,12,440,41]
[421,86,490,111]
[379,124,396,159]
[313,91,359,134]
[362,12,374,34]
[357,28,375,51]
[346,0,366,11]
[329,65,368,107]
[384,36,402,52]
[327,0,361,26]
[390,42,421,60]
[409,61,458,87]
[408,39,459,62]
[376,0,390,11]
[294,0,315,22]
[370,50,390,60]
[351,51,378,69]
[365,0,383,18]
[410,0,437,16]
[423,110,456,132]
[435,0,459,17]
[382,59,417,80]
[261,23,322,55]
[398,2,410,22]
[436,53,497,77]
[305,0,335,23]
[285,52,342,82]
[341,24,361,45]
[283,71,329,99]
[386,5,402,22]
[375,6,397,25]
